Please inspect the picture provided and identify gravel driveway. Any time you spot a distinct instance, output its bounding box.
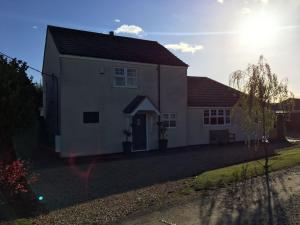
[31,143,278,212]
[23,143,291,225]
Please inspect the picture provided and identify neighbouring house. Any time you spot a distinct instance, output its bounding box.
[275,98,300,137]
[42,25,251,157]
[286,99,300,135]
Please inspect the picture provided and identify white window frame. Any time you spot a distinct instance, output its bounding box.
[203,109,231,126]
[113,67,137,88]
[161,113,177,128]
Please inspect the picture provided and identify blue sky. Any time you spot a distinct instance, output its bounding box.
[1,0,300,96]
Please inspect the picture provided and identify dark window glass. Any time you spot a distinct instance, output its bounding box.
[226,110,230,116]
[83,112,99,123]
[218,110,224,116]
[211,117,217,125]
[211,110,217,116]
[162,121,169,128]
[204,110,209,117]
[204,117,209,125]
[163,114,169,120]
[218,117,224,124]
[169,120,176,128]
[225,117,231,124]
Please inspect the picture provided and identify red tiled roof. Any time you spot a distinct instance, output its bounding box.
[187,76,241,107]
[48,26,188,67]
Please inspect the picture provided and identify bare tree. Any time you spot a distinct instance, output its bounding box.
[230,55,294,225]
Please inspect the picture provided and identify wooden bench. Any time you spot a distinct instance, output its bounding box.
[210,130,236,144]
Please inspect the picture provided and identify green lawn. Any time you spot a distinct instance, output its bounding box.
[13,219,33,225]
[191,146,300,190]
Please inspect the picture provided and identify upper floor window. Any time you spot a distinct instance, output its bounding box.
[204,109,231,125]
[162,113,176,128]
[113,67,137,88]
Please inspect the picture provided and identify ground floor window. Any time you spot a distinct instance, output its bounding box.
[83,112,99,123]
[162,113,176,128]
[204,109,230,125]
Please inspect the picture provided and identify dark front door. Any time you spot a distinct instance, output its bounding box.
[132,113,147,151]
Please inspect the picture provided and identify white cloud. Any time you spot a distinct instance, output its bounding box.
[260,0,269,3]
[164,42,204,53]
[32,25,38,29]
[241,7,252,14]
[255,0,268,3]
[115,24,143,35]
[114,19,121,23]
[217,0,224,4]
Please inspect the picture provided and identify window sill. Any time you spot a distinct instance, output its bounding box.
[112,85,138,89]
[204,124,231,127]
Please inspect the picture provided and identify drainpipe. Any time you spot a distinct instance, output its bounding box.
[52,74,59,135]
[157,64,161,146]
[45,73,59,135]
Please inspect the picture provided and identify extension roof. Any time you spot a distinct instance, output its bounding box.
[187,76,241,107]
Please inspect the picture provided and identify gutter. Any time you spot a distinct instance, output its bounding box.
[157,64,161,143]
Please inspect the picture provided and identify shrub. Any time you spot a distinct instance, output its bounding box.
[0,160,38,197]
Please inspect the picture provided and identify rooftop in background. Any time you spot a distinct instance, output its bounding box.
[293,99,300,111]
[47,25,188,67]
[277,98,300,111]
[187,76,240,107]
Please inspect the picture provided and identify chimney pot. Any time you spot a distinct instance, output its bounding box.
[109,31,114,36]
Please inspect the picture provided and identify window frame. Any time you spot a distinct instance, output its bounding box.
[161,113,177,129]
[113,67,138,88]
[203,108,231,126]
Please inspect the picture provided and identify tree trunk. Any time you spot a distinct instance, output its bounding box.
[262,106,274,225]
[265,154,274,225]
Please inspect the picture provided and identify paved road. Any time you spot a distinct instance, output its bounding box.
[119,166,300,225]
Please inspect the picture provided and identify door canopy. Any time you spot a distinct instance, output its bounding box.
[123,95,160,116]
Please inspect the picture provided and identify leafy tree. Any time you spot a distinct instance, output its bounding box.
[230,55,294,225]
[0,55,41,163]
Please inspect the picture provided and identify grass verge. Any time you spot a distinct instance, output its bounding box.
[191,147,300,191]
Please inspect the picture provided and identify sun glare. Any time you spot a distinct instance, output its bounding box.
[239,11,280,49]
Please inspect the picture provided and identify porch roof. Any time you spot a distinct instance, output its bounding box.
[123,96,160,115]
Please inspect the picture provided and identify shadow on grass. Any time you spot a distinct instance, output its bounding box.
[196,165,293,225]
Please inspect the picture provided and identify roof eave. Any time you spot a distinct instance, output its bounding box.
[59,54,188,67]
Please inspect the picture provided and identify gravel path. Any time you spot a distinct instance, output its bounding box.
[1,164,298,225]
[31,179,191,225]
[20,143,294,225]
[30,143,279,212]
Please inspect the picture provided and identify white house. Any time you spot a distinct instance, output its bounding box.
[42,25,249,157]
